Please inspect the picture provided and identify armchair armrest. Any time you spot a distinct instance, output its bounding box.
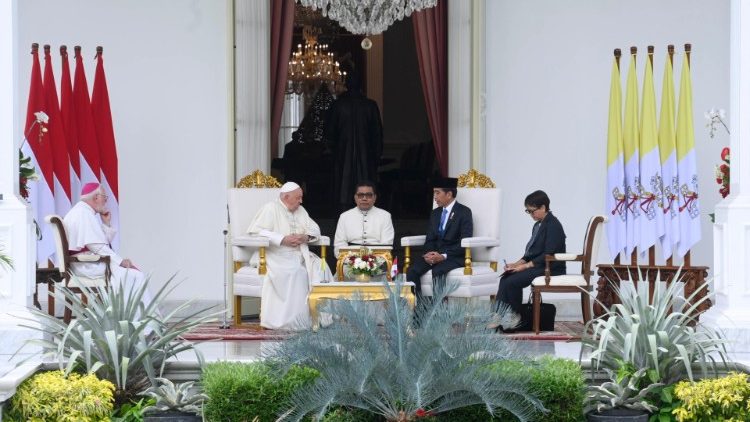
[401,235,426,247]
[461,237,500,248]
[231,235,270,248]
[552,253,583,261]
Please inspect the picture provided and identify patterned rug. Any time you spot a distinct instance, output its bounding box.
[500,321,585,341]
[182,321,585,342]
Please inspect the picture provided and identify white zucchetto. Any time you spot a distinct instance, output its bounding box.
[280,181,301,193]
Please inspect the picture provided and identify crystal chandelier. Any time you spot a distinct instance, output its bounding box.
[287,25,346,95]
[297,0,438,37]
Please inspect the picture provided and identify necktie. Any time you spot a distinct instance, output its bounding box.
[438,208,449,237]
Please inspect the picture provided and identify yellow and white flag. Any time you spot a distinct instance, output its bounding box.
[606,55,626,259]
[623,51,640,256]
[658,51,679,259]
[637,52,665,256]
[675,50,701,257]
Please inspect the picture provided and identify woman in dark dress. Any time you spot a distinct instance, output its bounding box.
[495,190,566,331]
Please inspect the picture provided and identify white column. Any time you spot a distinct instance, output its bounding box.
[0,0,41,382]
[234,0,270,180]
[702,0,750,353]
[448,0,470,175]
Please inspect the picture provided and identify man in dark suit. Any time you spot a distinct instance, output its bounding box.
[406,177,473,297]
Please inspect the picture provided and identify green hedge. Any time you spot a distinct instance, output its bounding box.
[201,357,584,422]
[438,357,585,422]
[202,362,319,422]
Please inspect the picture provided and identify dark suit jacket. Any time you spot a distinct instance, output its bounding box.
[522,212,567,274]
[423,202,473,260]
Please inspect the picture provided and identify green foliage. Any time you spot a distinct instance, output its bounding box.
[0,244,14,271]
[111,397,157,422]
[320,407,381,422]
[201,361,319,422]
[141,378,207,416]
[672,372,750,422]
[270,280,546,422]
[8,370,114,421]
[17,275,219,405]
[583,270,731,385]
[584,368,662,414]
[648,385,680,422]
[439,357,586,422]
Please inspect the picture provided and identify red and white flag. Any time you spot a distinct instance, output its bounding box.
[60,45,81,204]
[42,45,72,218]
[91,47,120,250]
[22,44,56,265]
[73,46,101,187]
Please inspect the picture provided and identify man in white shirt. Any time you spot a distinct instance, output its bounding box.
[333,180,395,256]
[247,182,332,330]
[63,182,152,307]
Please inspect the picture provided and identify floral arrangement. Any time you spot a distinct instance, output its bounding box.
[344,250,386,277]
[716,146,730,199]
[706,108,730,222]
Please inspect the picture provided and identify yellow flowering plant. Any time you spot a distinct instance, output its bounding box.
[671,372,750,422]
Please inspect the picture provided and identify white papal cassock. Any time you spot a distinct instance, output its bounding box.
[247,199,332,330]
[333,206,394,256]
[63,201,152,308]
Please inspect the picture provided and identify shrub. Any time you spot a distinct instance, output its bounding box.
[8,370,114,421]
[201,361,319,422]
[439,357,586,422]
[672,372,750,421]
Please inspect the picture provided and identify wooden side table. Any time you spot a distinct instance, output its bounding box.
[308,281,415,331]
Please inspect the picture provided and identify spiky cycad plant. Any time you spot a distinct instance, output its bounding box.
[270,278,546,422]
[17,275,220,406]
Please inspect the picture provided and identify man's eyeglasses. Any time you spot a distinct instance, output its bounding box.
[356,192,375,199]
[524,207,538,214]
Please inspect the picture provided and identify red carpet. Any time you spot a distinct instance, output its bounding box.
[500,321,584,341]
[182,321,584,341]
[181,323,294,341]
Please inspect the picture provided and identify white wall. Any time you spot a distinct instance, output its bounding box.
[16,0,232,303]
[485,0,730,272]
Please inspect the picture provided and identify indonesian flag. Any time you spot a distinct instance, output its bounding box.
[675,47,701,257]
[637,50,665,257]
[22,44,56,265]
[60,45,81,204]
[73,45,101,187]
[42,45,72,218]
[622,50,640,257]
[605,53,626,260]
[91,47,120,250]
[658,49,679,260]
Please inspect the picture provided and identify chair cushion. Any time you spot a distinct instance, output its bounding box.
[418,265,499,297]
[531,275,587,287]
[233,266,263,297]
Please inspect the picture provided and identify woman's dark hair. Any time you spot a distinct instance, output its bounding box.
[524,190,550,211]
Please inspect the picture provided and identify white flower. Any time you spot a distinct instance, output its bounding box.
[34,111,49,124]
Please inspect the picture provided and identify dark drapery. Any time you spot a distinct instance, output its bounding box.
[412,0,448,176]
[270,0,295,159]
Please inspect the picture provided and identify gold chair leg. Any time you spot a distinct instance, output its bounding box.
[234,295,242,326]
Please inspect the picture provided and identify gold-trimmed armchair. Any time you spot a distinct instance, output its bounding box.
[228,170,330,326]
[401,170,502,298]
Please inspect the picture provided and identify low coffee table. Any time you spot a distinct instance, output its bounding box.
[308,281,415,331]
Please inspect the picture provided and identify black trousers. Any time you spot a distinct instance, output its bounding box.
[495,267,546,314]
[406,256,464,296]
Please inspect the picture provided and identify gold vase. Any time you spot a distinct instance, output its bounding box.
[355,273,371,282]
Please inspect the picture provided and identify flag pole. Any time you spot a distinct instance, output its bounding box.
[668,44,674,65]
[683,43,692,268]
[630,45,637,267]
[647,45,654,66]
[613,47,622,266]
[684,43,691,66]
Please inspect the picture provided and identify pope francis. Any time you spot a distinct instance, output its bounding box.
[247,182,331,330]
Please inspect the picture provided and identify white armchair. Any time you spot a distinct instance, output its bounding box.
[228,171,330,326]
[402,170,501,298]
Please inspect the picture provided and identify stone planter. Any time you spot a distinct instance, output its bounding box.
[143,410,202,422]
[586,408,649,422]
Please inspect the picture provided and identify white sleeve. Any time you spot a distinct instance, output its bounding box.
[102,224,117,244]
[381,215,395,247]
[333,216,347,256]
[259,229,284,247]
[85,242,124,267]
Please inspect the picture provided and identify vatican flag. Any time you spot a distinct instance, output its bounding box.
[637,51,665,257]
[605,55,626,259]
[658,51,679,259]
[623,50,640,256]
[675,49,701,257]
